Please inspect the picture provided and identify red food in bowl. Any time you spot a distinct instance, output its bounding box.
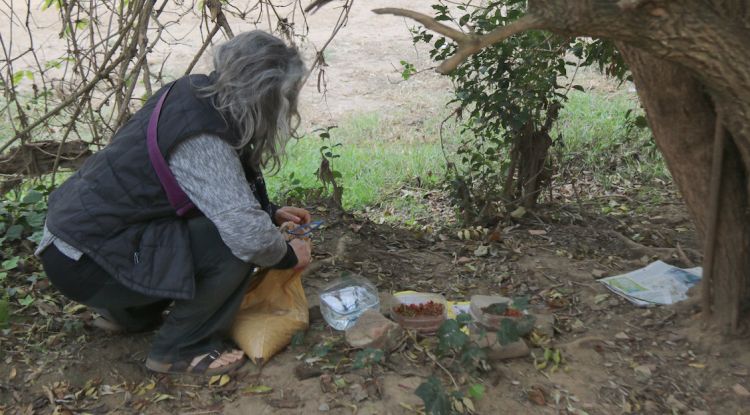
[392,301,445,317]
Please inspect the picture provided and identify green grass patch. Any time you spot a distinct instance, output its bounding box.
[554,89,669,186]
[266,89,670,216]
[266,112,462,211]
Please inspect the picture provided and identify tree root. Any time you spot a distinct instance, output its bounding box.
[606,230,702,265]
[302,234,350,277]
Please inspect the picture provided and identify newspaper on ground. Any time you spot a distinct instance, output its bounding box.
[598,260,702,306]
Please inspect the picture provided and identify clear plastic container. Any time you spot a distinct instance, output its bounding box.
[319,275,380,331]
[469,295,512,331]
[389,292,447,335]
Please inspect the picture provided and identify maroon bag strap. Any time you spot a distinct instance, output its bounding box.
[147,84,197,217]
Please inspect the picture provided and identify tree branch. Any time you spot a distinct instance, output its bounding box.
[372,7,469,42]
[373,8,543,73]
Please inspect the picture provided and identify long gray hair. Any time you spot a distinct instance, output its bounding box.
[200,31,305,173]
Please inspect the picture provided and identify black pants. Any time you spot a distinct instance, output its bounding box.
[41,217,255,362]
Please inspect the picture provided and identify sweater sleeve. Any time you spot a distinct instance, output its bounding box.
[169,134,295,268]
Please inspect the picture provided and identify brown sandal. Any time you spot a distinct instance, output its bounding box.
[145,350,246,376]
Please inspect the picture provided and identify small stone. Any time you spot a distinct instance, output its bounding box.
[345,309,403,351]
[733,383,750,397]
[615,332,630,340]
[350,384,369,402]
[643,400,660,413]
[532,313,555,338]
[456,256,473,264]
[667,395,688,412]
[668,334,686,343]
[607,299,620,307]
[591,269,606,279]
[294,363,323,380]
[634,365,653,381]
[318,403,330,412]
[571,319,586,333]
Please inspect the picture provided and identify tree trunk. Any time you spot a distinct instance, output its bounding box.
[525,0,750,332]
[618,46,750,332]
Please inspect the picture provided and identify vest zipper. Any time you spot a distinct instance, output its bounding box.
[133,228,145,264]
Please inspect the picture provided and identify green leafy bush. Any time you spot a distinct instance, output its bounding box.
[413,0,628,223]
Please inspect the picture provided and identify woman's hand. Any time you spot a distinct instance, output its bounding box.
[275,206,311,226]
[289,238,312,271]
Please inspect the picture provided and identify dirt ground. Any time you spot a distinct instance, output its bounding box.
[2,1,750,415]
[3,188,750,415]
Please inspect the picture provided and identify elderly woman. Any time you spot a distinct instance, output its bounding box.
[34,31,312,375]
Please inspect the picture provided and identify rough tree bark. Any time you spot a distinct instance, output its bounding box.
[375,0,750,332]
[618,46,750,332]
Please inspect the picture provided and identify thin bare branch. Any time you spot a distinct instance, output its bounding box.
[184,23,221,76]
[373,8,544,74]
[372,7,468,42]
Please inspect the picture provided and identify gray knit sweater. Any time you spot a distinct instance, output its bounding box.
[36,134,288,267]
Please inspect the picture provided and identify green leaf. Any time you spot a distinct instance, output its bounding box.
[75,18,89,30]
[0,272,7,282]
[4,225,23,241]
[1,257,19,271]
[456,313,472,326]
[353,348,384,369]
[23,211,46,230]
[21,190,44,204]
[290,330,305,347]
[42,0,61,10]
[497,318,521,345]
[18,295,34,307]
[468,383,485,400]
[481,302,508,315]
[312,343,331,357]
[416,377,452,415]
[0,295,8,329]
[437,319,468,354]
[12,71,25,86]
[511,296,529,310]
[27,230,44,244]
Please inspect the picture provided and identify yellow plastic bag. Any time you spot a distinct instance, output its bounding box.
[231,237,311,364]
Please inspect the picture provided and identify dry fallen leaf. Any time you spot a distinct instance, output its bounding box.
[733,383,750,397]
[209,374,231,387]
[152,393,175,403]
[528,386,547,406]
[528,229,547,236]
[474,245,489,257]
[244,385,273,395]
[8,367,16,381]
[456,256,472,265]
